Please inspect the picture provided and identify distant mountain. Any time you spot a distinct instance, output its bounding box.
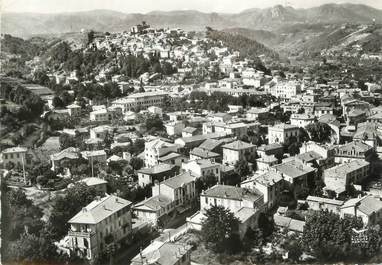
[2,4,382,37]
[225,23,382,57]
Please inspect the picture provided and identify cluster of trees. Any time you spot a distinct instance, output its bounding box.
[1,185,79,264]
[187,91,275,112]
[206,28,278,69]
[103,173,152,203]
[0,80,45,121]
[201,205,274,255]
[72,81,122,102]
[1,34,47,76]
[119,52,177,78]
[305,122,332,143]
[302,210,382,261]
[47,183,102,240]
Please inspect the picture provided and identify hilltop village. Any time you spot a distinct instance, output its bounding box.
[1,21,382,265]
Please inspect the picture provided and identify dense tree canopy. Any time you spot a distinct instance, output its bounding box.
[201,205,241,254]
[302,209,372,261]
[305,122,332,143]
[47,183,101,240]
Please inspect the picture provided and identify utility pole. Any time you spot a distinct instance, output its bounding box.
[21,154,26,185]
[91,155,94,178]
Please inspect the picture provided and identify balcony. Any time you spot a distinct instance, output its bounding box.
[68,230,96,237]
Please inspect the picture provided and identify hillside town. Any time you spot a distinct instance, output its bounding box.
[1,15,382,265]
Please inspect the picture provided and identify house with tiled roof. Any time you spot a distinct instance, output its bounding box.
[134,172,196,226]
[222,140,256,165]
[273,214,305,233]
[50,147,80,170]
[137,164,178,187]
[181,159,221,180]
[257,143,284,158]
[81,150,107,164]
[189,147,220,162]
[340,195,382,226]
[353,122,382,149]
[324,160,370,196]
[1,146,29,168]
[77,177,108,194]
[306,195,344,215]
[334,140,374,163]
[182,126,198,138]
[67,195,132,261]
[242,171,285,209]
[131,241,192,265]
[271,158,316,196]
[187,185,264,238]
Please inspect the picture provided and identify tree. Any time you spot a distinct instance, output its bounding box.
[129,157,144,170]
[145,114,164,133]
[305,122,332,143]
[201,205,241,254]
[52,96,64,108]
[221,171,241,186]
[59,133,76,150]
[302,209,363,261]
[7,231,58,264]
[234,160,250,178]
[47,183,100,240]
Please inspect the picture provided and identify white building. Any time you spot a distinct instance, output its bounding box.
[112,91,168,112]
[241,171,284,209]
[290,114,315,128]
[187,185,264,238]
[134,172,196,226]
[268,123,300,144]
[222,140,256,165]
[1,146,29,168]
[67,195,132,261]
[182,159,221,180]
[270,81,301,101]
[144,139,179,167]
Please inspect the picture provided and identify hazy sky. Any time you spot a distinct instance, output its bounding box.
[2,0,382,13]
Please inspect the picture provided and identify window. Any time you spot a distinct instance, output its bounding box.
[205,197,208,204]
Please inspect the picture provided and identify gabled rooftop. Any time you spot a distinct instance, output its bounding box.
[69,195,131,224]
[202,184,262,202]
[223,140,255,151]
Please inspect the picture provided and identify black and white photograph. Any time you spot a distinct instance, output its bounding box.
[1,0,382,264]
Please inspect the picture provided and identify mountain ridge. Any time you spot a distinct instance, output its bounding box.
[2,3,382,37]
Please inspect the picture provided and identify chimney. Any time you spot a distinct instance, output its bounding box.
[82,207,87,212]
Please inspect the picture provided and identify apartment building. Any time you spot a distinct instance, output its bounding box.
[187,185,264,238]
[222,140,256,165]
[269,81,301,101]
[268,123,300,144]
[144,139,179,167]
[112,91,168,112]
[241,171,285,209]
[134,172,196,226]
[324,160,370,195]
[67,195,132,261]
